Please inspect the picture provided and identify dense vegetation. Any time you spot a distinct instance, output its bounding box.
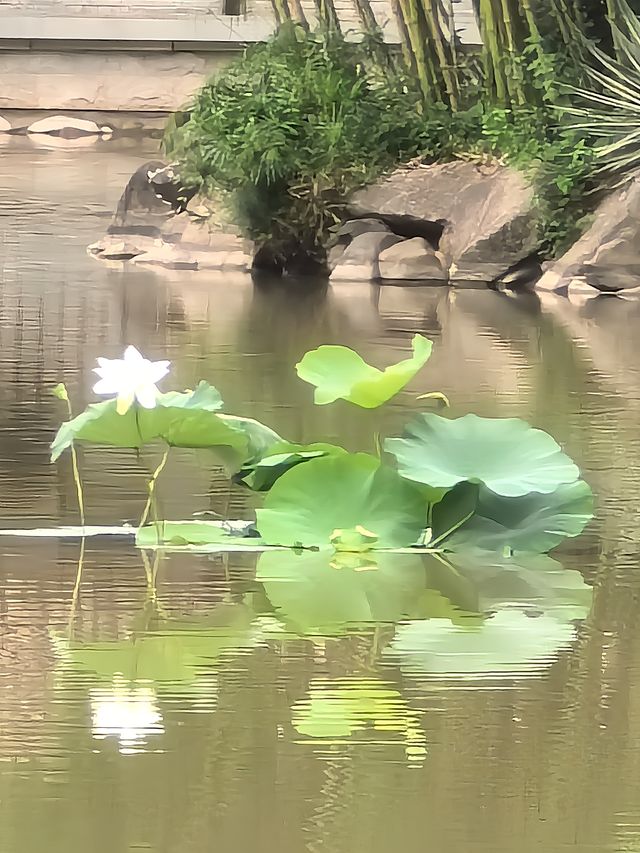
[165,0,640,271]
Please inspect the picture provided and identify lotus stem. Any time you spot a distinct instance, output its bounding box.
[430,507,475,547]
[55,387,85,528]
[139,449,170,531]
[416,390,451,407]
[70,447,86,528]
[67,537,86,637]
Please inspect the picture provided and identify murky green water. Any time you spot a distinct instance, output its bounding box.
[0,135,639,853]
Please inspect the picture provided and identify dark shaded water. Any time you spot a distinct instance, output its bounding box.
[1,136,640,853]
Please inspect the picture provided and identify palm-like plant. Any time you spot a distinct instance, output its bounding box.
[565,0,640,180]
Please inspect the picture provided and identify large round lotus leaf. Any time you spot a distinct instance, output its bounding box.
[255,453,427,548]
[385,413,580,497]
[256,549,429,635]
[51,381,282,473]
[385,610,579,679]
[295,334,432,408]
[440,480,594,554]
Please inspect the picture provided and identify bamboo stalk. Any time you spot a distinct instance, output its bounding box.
[288,0,310,29]
[421,0,459,109]
[390,0,418,73]
[353,0,392,68]
[398,0,441,101]
[478,0,509,103]
[271,0,292,25]
[314,0,342,32]
[353,0,379,35]
[440,0,461,85]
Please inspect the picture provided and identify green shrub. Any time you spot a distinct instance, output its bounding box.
[166,26,431,270]
[166,24,593,268]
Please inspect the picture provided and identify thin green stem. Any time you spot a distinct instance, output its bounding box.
[139,449,170,531]
[430,508,475,548]
[67,537,86,638]
[61,394,85,527]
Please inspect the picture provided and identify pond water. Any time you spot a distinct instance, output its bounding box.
[1,135,640,853]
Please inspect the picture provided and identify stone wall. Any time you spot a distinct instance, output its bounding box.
[0,50,237,111]
[0,0,479,111]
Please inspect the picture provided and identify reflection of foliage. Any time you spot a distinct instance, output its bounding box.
[257,547,593,678]
[385,550,593,679]
[292,676,427,764]
[53,603,267,692]
[256,550,430,634]
[386,611,579,679]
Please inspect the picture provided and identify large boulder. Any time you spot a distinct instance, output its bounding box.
[378,237,447,282]
[537,176,640,293]
[330,232,403,282]
[350,162,539,283]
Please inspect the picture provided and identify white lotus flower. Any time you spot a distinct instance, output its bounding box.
[92,345,170,415]
[90,677,164,752]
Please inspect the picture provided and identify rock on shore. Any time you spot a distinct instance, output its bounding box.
[89,160,253,272]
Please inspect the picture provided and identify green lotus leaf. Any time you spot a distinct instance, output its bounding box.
[55,605,264,688]
[256,549,430,635]
[236,442,346,491]
[135,520,264,549]
[385,413,580,497]
[439,480,594,554]
[51,381,282,472]
[385,610,580,679]
[296,334,432,408]
[256,453,427,548]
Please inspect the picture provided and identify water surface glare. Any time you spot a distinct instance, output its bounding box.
[0,137,639,853]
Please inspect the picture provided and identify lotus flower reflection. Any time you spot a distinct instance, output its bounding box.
[90,677,164,751]
[92,345,170,415]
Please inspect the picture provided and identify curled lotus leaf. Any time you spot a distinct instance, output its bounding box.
[296,334,432,408]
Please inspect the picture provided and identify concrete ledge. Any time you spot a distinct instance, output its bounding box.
[0,15,274,42]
